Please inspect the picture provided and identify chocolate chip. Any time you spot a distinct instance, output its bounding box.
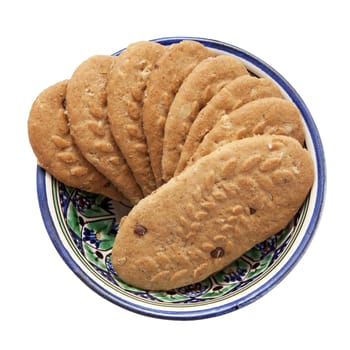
[210,247,225,258]
[61,98,67,110]
[134,224,147,236]
[103,181,112,188]
[249,207,256,215]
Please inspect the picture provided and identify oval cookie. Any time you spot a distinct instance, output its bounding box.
[162,55,248,181]
[112,135,314,290]
[28,80,124,201]
[107,42,166,196]
[142,40,215,187]
[189,97,305,166]
[66,55,143,204]
[175,75,283,174]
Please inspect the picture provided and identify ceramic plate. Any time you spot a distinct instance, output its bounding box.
[37,37,326,320]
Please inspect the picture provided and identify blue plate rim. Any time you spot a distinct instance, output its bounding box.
[36,36,326,320]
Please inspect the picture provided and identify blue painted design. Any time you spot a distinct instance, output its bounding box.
[36,37,326,320]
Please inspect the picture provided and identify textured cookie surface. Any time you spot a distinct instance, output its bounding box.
[142,40,215,187]
[28,80,124,200]
[175,75,283,174]
[189,97,305,166]
[162,55,248,181]
[107,42,165,196]
[66,55,143,204]
[112,135,314,290]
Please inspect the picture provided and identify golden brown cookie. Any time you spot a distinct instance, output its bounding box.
[112,135,314,290]
[66,55,143,204]
[28,80,124,200]
[189,97,305,166]
[175,75,283,174]
[142,40,215,187]
[107,42,165,196]
[162,55,248,181]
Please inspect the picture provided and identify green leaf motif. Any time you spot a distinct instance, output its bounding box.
[65,185,76,197]
[94,194,107,206]
[244,246,263,261]
[247,254,273,278]
[276,222,293,246]
[82,206,112,218]
[114,276,145,293]
[200,284,235,299]
[67,202,81,238]
[86,219,116,250]
[87,220,113,234]
[83,242,107,271]
[151,291,190,302]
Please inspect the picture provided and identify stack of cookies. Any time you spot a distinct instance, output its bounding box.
[28,40,314,290]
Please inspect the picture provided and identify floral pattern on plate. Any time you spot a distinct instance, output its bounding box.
[54,179,308,306]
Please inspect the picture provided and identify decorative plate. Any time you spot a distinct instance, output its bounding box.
[36,37,326,320]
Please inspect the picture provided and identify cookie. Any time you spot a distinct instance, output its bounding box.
[107,42,165,196]
[142,40,215,187]
[175,75,283,174]
[112,135,314,290]
[28,80,124,201]
[189,97,305,166]
[66,55,143,204]
[162,55,249,181]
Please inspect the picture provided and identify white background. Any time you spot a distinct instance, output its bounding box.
[1,0,348,349]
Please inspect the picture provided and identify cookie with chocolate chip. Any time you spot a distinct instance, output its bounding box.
[112,135,314,290]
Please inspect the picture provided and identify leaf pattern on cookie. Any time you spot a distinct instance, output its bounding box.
[107,42,165,196]
[28,80,124,200]
[112,135,314,290]
[162,55,249,181]
[142,40,216,187]
[175,75,284,174]
[66,55,143,204]
[27,40,316,294]
[189,97,305,166]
